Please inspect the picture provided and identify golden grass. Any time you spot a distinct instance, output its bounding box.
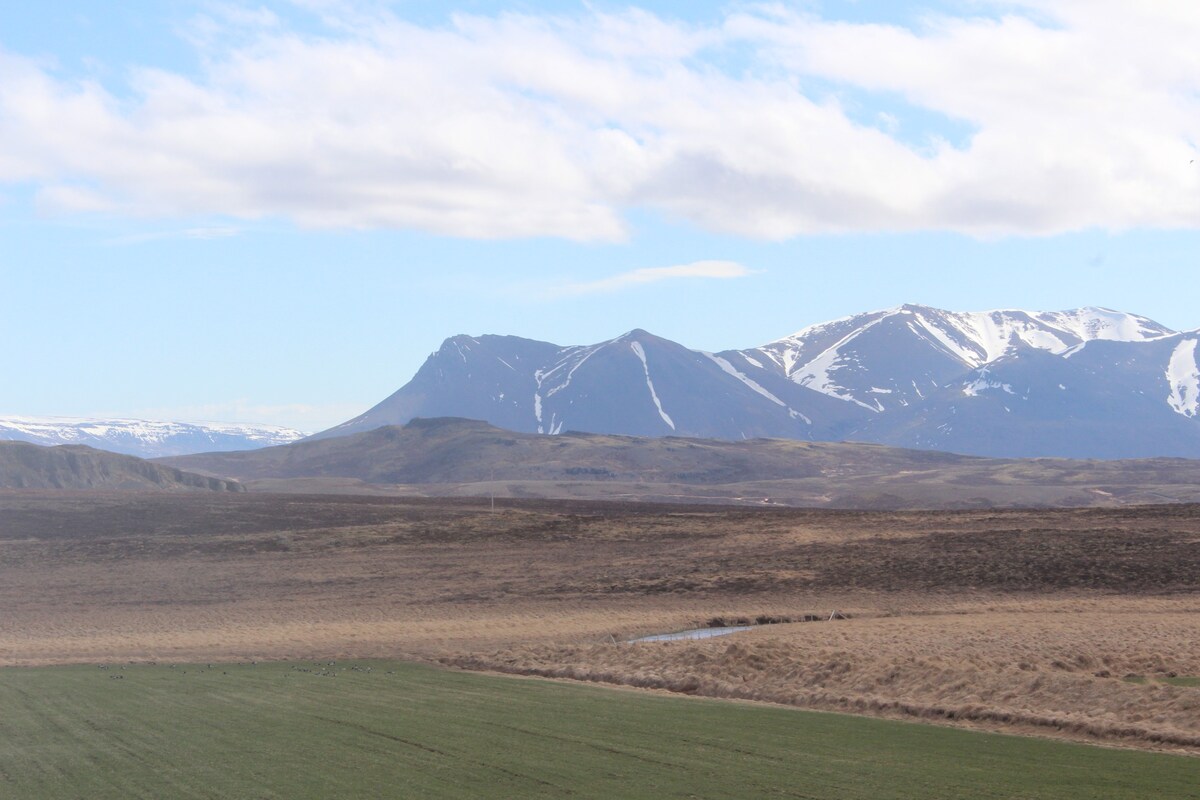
[448,604,1200,752]
[1,491,1197,752]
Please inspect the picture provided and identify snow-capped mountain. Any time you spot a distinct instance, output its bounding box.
[316,329,862,443]
[730,305,1173,415]
[314,306,1200,459]
[855,333,1200,458]
[0,416,307,458]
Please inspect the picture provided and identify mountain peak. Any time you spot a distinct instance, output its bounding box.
[312,305,1199,459]
[614,328,664,342]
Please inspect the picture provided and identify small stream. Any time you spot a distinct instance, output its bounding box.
[629,625,753,643]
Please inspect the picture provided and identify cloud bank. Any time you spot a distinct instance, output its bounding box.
[1,2,1198,240]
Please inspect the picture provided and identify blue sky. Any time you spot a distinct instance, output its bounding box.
[2,1,1199,431]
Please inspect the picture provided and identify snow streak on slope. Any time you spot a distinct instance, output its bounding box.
[704,353,813,425]
[542,345,601,398]
[905,313,988,365]
[704,354,784,406]
[533,343,607,433]
[789,317,887,411]
[629,341,675,430]
[532,391,544,433]
[1166,338,1200,418]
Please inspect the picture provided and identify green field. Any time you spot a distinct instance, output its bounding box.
[1,661,1196,799]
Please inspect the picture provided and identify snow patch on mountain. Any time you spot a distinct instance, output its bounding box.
[630,341,675,430]
[962,369,1016,397]
[767,305,1172,376]
[704,353,784,407]
[532,342,611,433]
[907,315,986,365]
[0,416,306,458]
[741,354,766,369]
[704,353,817,425]
[542,344,600,398]
[1043,307,1170,343]
[1166,338,1200,418]
[903,306,1167,367]
[532,390,544,433]
[789,317,886,411]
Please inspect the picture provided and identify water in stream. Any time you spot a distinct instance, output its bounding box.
[630,626,753,643]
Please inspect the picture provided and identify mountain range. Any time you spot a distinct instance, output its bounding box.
[314,305,1200,459]
[0,416,306,459]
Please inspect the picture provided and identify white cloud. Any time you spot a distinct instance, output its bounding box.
[36,185,119,214]
[544,260,756,297]
[1,3,1199,239]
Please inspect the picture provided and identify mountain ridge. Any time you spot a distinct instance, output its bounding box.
[0,441,243,491]
[313,305,1200,459]
[0,416,307,459]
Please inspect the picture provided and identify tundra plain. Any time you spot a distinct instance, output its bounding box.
[1,491,1198,755]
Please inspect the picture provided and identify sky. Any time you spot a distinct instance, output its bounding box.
[2,0,1199,432]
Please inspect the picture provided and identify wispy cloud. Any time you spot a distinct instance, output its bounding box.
[544,261,757,298]
[102,227,241,246]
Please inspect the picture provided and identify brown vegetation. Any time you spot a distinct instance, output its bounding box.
[161,418,1200,509]
[0,442,241,491]
[1,490,1197,752]
[450,608,1200,751]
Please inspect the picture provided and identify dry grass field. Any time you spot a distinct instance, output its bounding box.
[2,490,1198,753]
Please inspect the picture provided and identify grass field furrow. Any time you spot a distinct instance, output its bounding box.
[3,660,1198,799]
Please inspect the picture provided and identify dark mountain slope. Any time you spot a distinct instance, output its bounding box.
[164,418,1200,509]
[0,442,243,491]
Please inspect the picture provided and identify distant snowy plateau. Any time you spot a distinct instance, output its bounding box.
[0,417,306,459]
[318,305,1200,460]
